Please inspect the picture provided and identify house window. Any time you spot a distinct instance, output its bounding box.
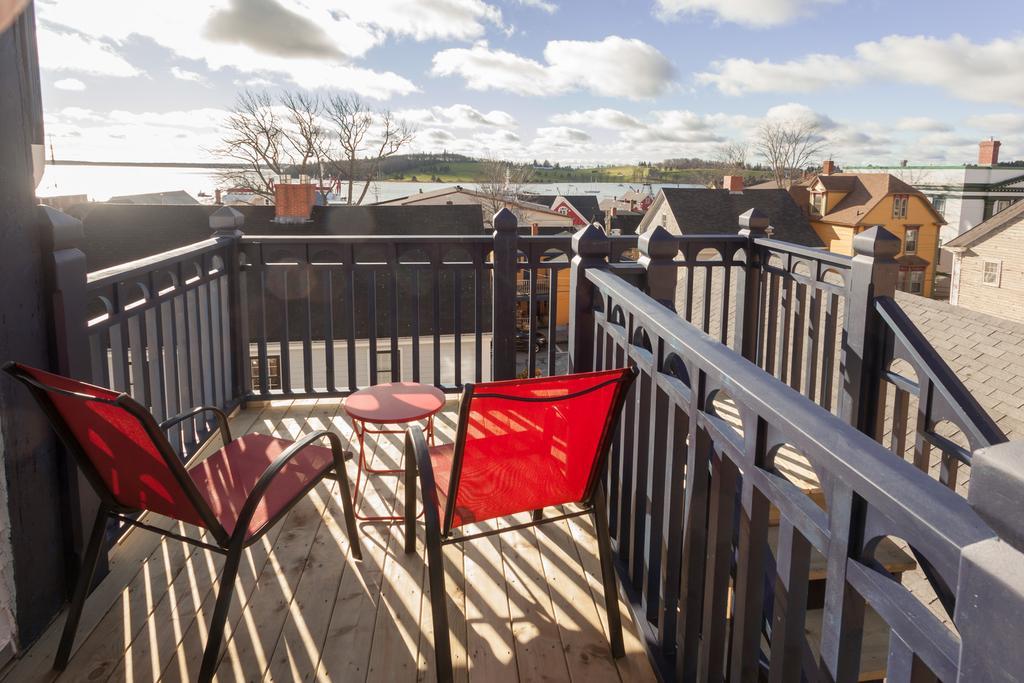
[811,192,825,215]
[904,228,919,254]
[892,194,909,219]
[982,260,1002,287]
[558,206,569,215]
[930,195,946,214]
[251,355,281,390]
[376,348,394,383]
[993,199,1013,215]
[909,270,924,294]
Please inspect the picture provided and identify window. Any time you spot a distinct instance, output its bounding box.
[811,192,825,215]
[376,348,394,383]
[982,260,1002,287]
[993,199,1013,215]
[558,206,569,215]
[904,228,919,254]
[930,195,946,214]
[251,355,281,390]
[892,194,909,218]
[909,270,924,294]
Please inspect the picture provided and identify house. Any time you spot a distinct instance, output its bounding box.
[373,185,576,230]
[945,199,1024,323]
[782,164,946,297]
[520,194,603,226]
[846,140,1024,245]
[107,189,199,205]
[635,177,824,247]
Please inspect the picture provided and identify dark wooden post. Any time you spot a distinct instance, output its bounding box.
[491,208,518,380]
[210,206,248,405]
[733,208,769,362]
[838,226,899,437]
[568,223,609,373]
[637,224,677,311]
[955,441,1024,682]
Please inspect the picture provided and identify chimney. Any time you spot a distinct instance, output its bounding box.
[821,159,835,175]
[214,188,222,205]
[979,138,1001,166]
[724,175,743,193]
[274,180,316,223]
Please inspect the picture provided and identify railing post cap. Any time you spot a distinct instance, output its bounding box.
[38,205,84,250]
[210,206,245,232]
[968,441,1024,552]
[572,222,610,258]
[853,225,900,258]
[738,208,770,232]
[492,207,518,232]
[638,225,677,260]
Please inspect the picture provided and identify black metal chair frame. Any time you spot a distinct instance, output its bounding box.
[3,362,362,683]
[402,368,637,683]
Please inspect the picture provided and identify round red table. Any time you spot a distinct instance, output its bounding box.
[343,382,446,521]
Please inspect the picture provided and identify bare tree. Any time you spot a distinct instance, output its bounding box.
[716,140,749,176]
[755,120,825,188]
[213,91,330,199]
[325,94,415,205]
[477,159,535,224]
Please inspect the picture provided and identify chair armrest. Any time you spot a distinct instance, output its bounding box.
[405,426,440,554]
[159,405,232,445]
[231,429,342,546]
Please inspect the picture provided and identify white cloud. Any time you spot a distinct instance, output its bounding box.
[516,0,557,13]
[966,113,1024,134]
[895,117,951,133]
[36,26,141,77]
[698,33,1024,107]
[396,104,517,129]
[551,109,644,130]
[654,0,841,27]
[432,36,675,99]
[53,77,86,91]
[170,66,205,83]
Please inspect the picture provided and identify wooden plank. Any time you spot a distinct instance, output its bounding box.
[416,542,468,683]
[0,405,267,683]
[462,520,518,683]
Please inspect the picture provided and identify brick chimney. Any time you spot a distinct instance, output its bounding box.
[724,175,743,193]
[821,159,835,175]
[274,181,316,223]
[979,139,1001,166]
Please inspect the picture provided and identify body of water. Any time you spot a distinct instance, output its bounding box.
[37,163,701,204]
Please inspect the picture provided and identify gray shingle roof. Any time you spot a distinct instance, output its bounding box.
[525,194,604,223]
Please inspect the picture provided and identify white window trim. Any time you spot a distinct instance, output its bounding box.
[982,259,1003,287]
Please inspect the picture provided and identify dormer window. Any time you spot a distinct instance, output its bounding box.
[892,194,909,218]
[558,206,569,215]
[811,192,825,215]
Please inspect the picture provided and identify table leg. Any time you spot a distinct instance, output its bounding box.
[351,417,428,522]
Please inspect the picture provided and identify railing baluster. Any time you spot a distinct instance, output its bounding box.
[256,268,269,395]
[767,519,812,683]
[820,291,839,411]
[324,269,335,393]
[432,245,442,388]
[473,250,483,382]
[528,265,538,378]
[765,272,780,377]
[278,268,292,395]
[302,264,314,393]
[546,265,557,376]
[368,270,378,387]
[389,243,401,382]
[343,245,357,392]
[790,279,806,393]
[804,283,821,401]
[412,270,421,383]
[453,269,462,386]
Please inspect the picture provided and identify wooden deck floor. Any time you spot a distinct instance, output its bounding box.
[2,399,656,683]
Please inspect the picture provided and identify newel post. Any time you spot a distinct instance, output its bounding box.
[41,205,108,581]
[838,226,899,438]
[954,441,1024,682]
[568,223,609,373]
[210,206,248,405]
[637,224,677,311]
[491,208,518,380]
[733,208,769,362]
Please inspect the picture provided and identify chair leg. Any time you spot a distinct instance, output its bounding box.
[198,543,243,683]
[405,444,417,555]
[335,453,363,561]
[54,506,108,671]
[425,518,453,683]
[532,509,543,522]
[593,485,625,659]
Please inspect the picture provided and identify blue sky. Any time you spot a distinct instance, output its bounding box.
[35,0,1024,166]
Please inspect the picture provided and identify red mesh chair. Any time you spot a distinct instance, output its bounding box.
[3,362,361,682]
[402,367,637,683]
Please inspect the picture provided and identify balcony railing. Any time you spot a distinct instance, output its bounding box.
[41,205,1023,681]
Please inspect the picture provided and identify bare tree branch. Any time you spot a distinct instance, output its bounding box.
[477,159,535,224]
[755,120,826,188]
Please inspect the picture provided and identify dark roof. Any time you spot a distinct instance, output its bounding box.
[897,254,931,268]
[945,199,1024,248]
[67,203,487,271]
[653,188,824,247]
[107,190,199,205]
[812,173,946,227]
[607,212,644,235]
[524,194,604,223]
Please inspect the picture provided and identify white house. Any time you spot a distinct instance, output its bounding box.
[374,185,576,229]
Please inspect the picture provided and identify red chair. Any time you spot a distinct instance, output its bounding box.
[402,367,637,683]
[3,362,361,682]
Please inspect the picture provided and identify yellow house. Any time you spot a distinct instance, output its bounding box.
[799,169,945,297]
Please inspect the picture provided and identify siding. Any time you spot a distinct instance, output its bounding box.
[954,219,1024,323]
[811,223,855,255]
[863,196,942,298]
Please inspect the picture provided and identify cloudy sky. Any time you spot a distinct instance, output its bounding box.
[35,0,1024,166]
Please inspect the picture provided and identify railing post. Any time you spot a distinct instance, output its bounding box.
[733,208,769,362]
[637,224,678,311]
[955,441,1024,682]
[838,226,899,437]
[41,205,109,582]
[568,223,609,373]
[491,208,518,380]
[210,206,248,405]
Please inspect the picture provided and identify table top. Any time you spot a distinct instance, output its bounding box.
[343,382,447,424]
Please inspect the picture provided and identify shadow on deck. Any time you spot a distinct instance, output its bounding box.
[1,400,656,683]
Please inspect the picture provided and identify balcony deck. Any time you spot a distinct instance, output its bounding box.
[2,400,656,683]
